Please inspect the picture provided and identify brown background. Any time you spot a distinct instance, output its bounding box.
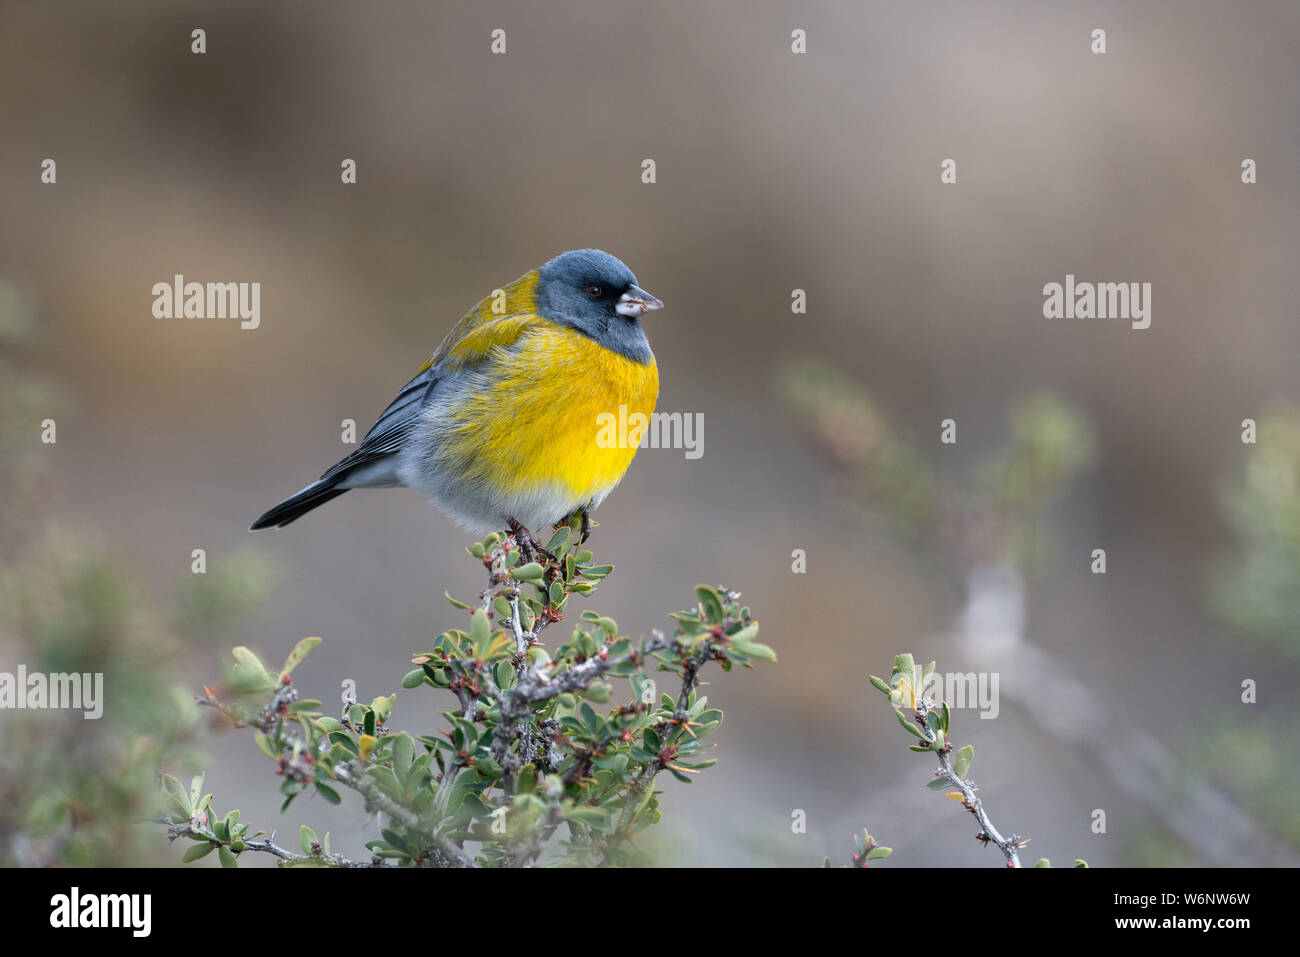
[1,1,1297,865]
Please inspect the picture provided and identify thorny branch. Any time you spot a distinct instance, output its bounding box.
[167,527,760,868]
[331,759,476,868]
[196,680,297,733]
[912,697,1026,867]
[160,817,388,868]
[478,537,746,863]
[604,604,736,862]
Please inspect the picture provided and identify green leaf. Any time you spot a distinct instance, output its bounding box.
[253,730,278,759]
[1034,858,1051,868]
[695,586,724,624]
[162,773,191,818]
[280,636,322,679]
[563,805,611,830]
[866,846,892,860]
[231,646,274,686]
[218,844,238,868]
[546,525,572,552]
[470,609,492,658]
[891,654,918,708]
[869,674,891,694]
[580,703,600,736]
[300,825,317,855]
[513,562,545,583]
[315,783,341,805]
[893,653,915,679]
[733,639,777,661]
[894,710,926,739]
[392,732,414,779]
[474,754,503,781]
[401,668,426,689]
[368,766,403,801]
[182,843,215,863]
[494,660,516,690]
[952,744,974,780]
[441,768,483,817]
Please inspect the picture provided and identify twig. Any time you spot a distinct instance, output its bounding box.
[913,698,1024,867]
[331,760,476,868]
[196,681,297,734]
[604,622,728,862]
[160,817,388,868]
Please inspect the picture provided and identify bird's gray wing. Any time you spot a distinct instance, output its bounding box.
[318,362,439,483]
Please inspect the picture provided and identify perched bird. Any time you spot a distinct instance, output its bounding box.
[251,249,662,557]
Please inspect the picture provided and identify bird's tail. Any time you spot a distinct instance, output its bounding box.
[250,479,349,530]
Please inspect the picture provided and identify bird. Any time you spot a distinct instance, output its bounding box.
[250,249,662,559]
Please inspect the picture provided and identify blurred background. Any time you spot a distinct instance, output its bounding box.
[1,0,1297,866]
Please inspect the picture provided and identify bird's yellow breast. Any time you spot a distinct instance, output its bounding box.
[438,323,659,502]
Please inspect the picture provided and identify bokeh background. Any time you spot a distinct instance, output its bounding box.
[2,0,1298,867]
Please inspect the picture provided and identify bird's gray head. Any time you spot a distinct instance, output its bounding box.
[536,249,661,363]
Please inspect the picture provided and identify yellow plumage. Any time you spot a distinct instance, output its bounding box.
[439,320,659,502]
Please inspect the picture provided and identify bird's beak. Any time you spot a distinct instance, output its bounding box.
[616,285,664,318]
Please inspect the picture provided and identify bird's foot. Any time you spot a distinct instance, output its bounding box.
[554,505,594,546]
[507,518,557,566]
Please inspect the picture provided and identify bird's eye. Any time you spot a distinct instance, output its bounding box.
[585,284,603,298]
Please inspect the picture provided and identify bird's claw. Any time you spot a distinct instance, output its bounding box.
[507,518,558,566]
